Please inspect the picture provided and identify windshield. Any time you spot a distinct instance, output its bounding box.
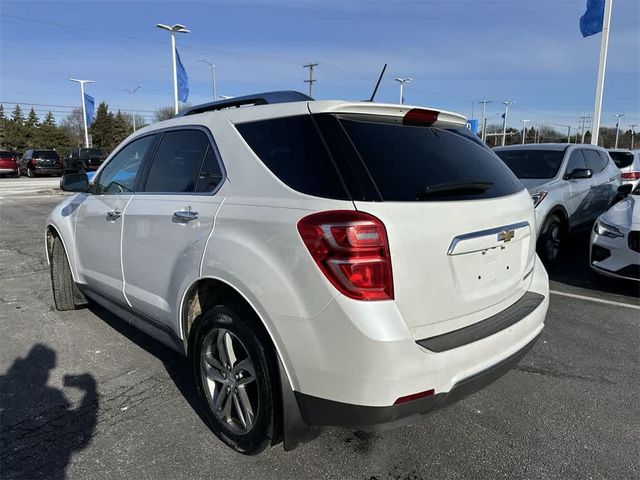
[494,149,564,179]
[609,151,634,169]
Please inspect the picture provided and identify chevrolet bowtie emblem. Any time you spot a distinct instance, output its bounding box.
[498,229,515,243]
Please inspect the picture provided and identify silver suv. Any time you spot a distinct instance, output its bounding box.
[494,144,621,263]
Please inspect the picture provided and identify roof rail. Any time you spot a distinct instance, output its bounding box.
[180,90,313,116]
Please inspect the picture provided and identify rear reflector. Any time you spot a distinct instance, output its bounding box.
[394,389,435,405]
[622,171,640,181]
[403,108,439,126]
[297,210,394,301]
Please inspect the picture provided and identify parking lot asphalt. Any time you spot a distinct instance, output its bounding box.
[1,177,639,480]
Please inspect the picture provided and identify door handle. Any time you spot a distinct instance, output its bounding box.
[173,210,199,223]
[590,185,597,190]
[106,210,121,221]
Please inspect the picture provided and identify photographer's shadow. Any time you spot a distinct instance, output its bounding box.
[1,344,98,480]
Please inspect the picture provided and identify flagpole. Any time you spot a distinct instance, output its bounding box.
[155,24,190,116]
[70,78,94,148]
[591,0,613,146]
[171,32,178,115]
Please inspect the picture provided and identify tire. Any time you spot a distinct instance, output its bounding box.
[50,236,84,310]
[537,214,565,264]
[191,304,277,455]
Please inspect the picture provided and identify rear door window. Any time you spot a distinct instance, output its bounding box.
[143,129,216,193]
[583,149,607,173]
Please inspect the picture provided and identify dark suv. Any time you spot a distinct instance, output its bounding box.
[20,149,63,177]
[64,147,106,173]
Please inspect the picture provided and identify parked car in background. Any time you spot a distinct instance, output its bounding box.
[0,150,19,177]
[64,147,106,173]
[494,144,621,263]
[19,149,63,177]
[590,183,640,281]
[47,92,548,454]
[608,149,640,191]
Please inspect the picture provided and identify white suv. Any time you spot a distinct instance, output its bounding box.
[47,92,548,454]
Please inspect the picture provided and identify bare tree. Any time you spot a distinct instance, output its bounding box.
[60,108,84,147]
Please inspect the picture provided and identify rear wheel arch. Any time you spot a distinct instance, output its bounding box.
[545,206,569,232]
[181,277,287,445]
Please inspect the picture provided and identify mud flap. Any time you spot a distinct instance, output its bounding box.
[277,356,321,451]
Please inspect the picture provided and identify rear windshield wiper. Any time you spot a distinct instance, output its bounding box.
[416,181,493,199]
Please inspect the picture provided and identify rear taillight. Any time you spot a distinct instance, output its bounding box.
[297,210,394,301]
[28,159,36,167]
[403,108,439,126]
[622,171,640,181]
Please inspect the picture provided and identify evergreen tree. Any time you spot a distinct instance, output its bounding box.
[5,105,27,152]
[0,104,6,121]
[111,110,132,150]
[89,102,114,150]
[25,108,40,147]
[43,111,56,126]
[11,105,24,124]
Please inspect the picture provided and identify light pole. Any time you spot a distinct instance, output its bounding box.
[630,124,638,149]
[501,101,515,146]
[521,119,530,144]
[155,23,190,115]
[614,113,625,148]
[478,99,492,142]
[199,59,217,100]
[123,84,142,131]
[394,78,412,104]
[70,78,94,148]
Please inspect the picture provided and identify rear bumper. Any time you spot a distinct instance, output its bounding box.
[0,167,18,174]
[32,165,63,174]
[294,333,540,430]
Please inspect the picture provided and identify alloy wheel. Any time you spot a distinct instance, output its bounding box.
[200,325,258,435]
[545,224,561,261]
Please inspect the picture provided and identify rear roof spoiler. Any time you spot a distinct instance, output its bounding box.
[180,91,313,116]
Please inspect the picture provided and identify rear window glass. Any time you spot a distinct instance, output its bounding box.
[34,150,59,160]
[495,149,564,179]
[0,151,15,158]
[609,151,634,169]
[339,118,523,201]
[236,115,348,200]
[79,148,104,158]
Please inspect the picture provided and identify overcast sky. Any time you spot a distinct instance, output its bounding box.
[1,0,638,130]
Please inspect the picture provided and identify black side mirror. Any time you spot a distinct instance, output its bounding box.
[617,183,633,197]
[60,173,89,192]
[567,168,593,180]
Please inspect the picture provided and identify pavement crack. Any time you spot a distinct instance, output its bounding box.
[515,364,616,385]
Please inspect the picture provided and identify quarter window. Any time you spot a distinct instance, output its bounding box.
[94,135,154,194]
[144,129,216,193]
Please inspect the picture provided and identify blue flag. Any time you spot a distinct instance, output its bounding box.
[84,93,94,127]
[176,48,189,102]
[580,0,605,37]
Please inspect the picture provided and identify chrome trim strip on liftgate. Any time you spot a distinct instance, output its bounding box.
[447,221,530,256]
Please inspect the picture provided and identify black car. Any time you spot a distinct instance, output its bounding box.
[64,147,106,173]
[19,149,63,177]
